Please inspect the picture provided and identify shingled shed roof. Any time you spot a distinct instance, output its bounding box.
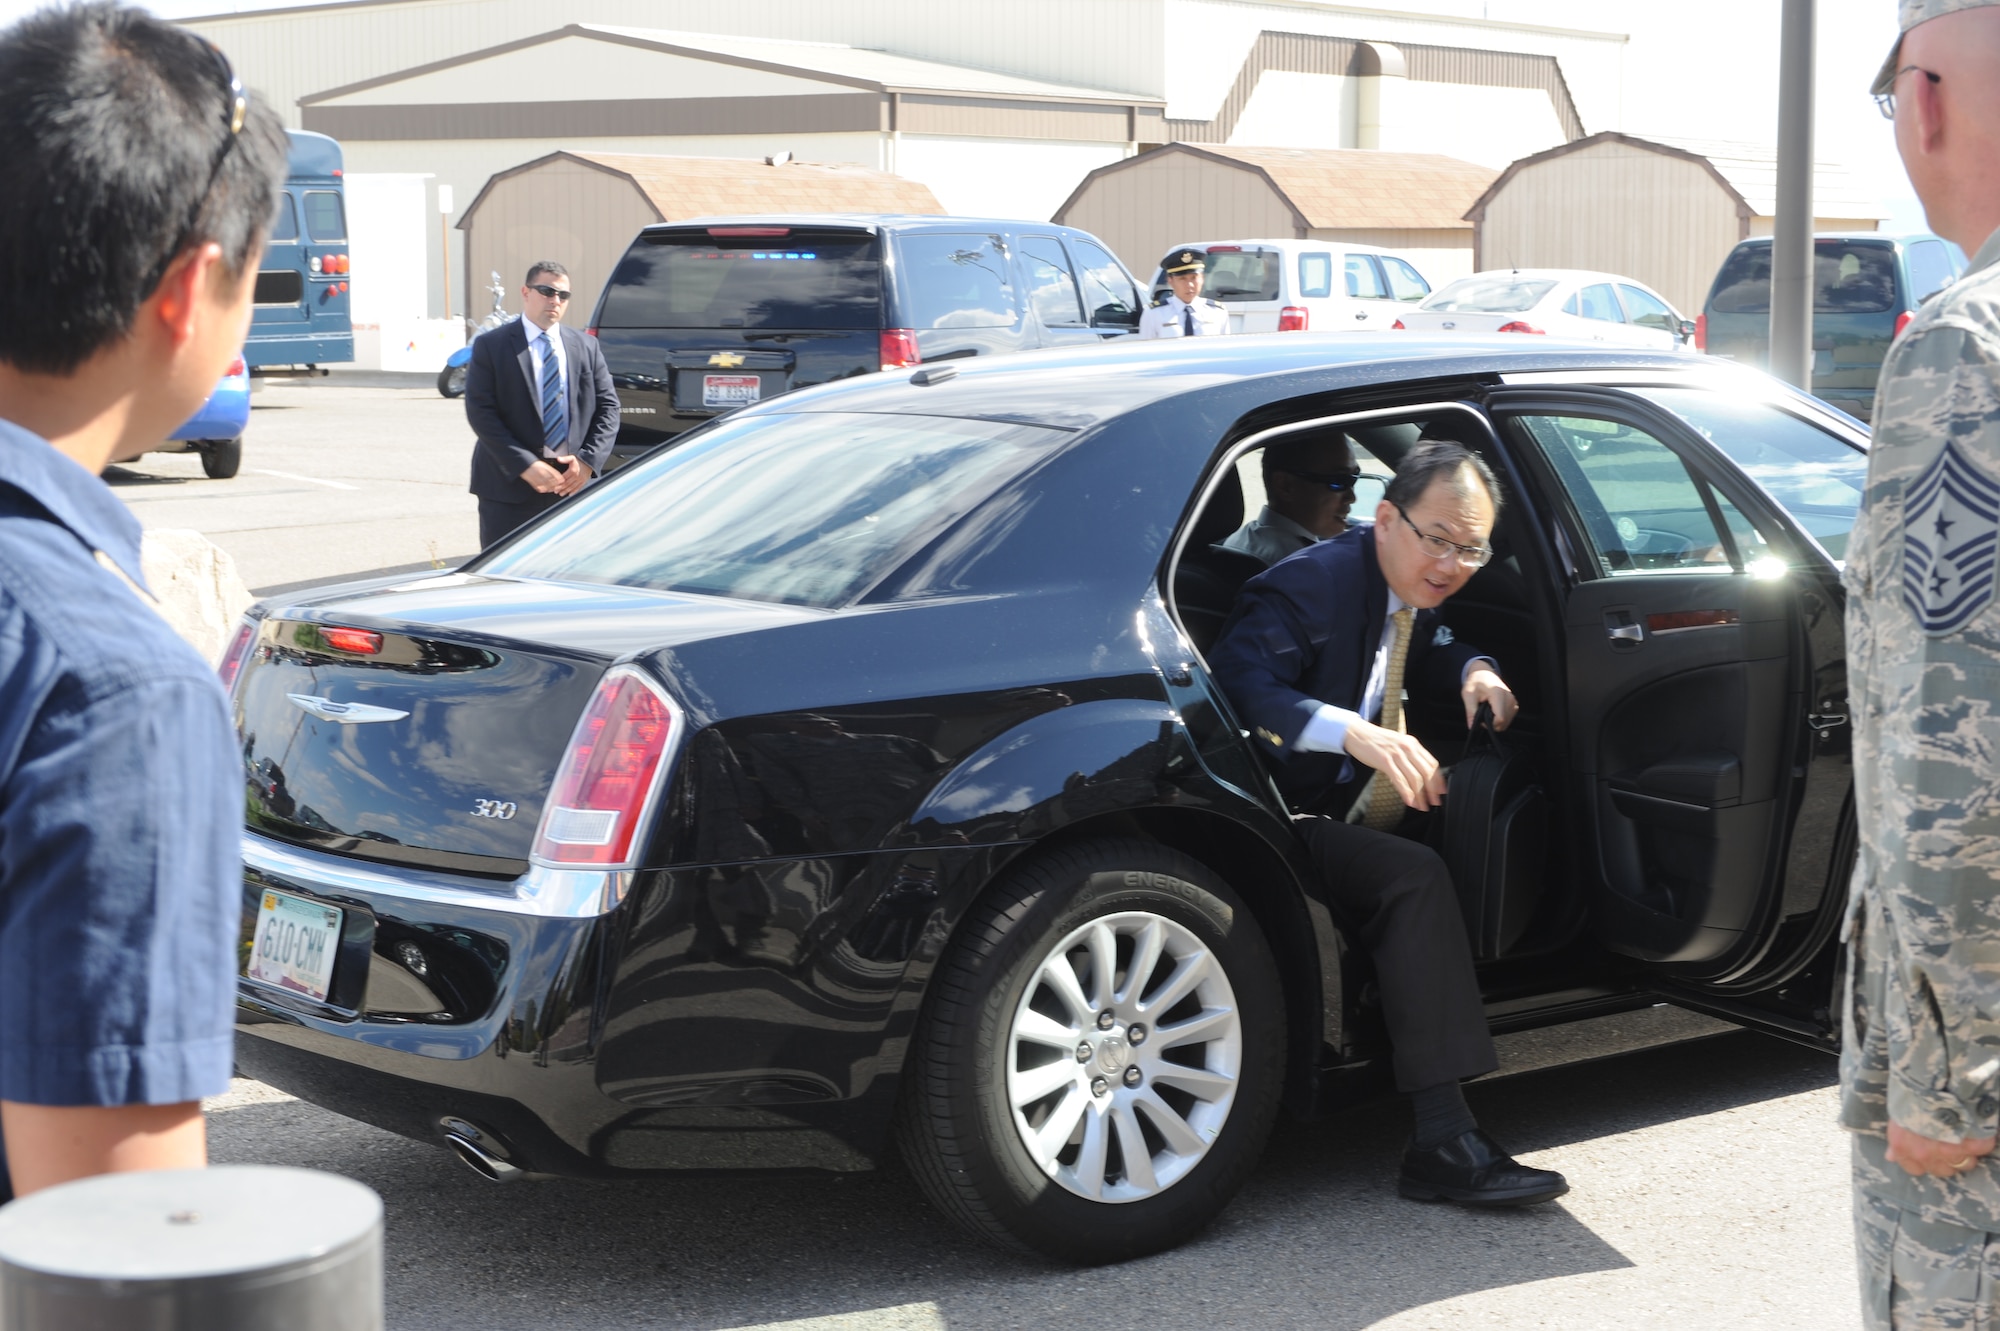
[1056,143,1500,234]
[458,150,943,226]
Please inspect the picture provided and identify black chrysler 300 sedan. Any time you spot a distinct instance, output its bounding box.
[226,334,1862,1262]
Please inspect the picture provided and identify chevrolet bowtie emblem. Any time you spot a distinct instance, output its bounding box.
[707,352,746,368]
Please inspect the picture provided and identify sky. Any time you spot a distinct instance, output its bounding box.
[0,0,1930,233]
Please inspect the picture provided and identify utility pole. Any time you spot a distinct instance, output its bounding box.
[1770,0,1816,389]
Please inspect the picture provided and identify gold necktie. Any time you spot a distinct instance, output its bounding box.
[1356,607,1415,831]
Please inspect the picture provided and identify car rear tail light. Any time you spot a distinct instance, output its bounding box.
[1205,245,1239,253]
[708,226,790,237]
[1495,321,1545,334]
[880,329,921,370]
[217,619,257,690]
[1895,310,1915,339]
[585,327,598,337]
[226,356,246,377]
[320,627,382,655]
[1391,319,1406,330]
[1695,313,1708,352]
[309,255,321,274]
[1278,306,1309,332]
[534,667,677,867]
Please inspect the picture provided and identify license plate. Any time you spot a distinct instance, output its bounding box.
[247,889,343,1002]
[703,374,760,408]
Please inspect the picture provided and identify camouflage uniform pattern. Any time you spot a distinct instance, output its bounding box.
[1843,221,2000,1328]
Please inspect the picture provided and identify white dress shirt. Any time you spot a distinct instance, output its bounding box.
[1294,590,1496,755]
[521,315,568,458]
[1220,505,1324,566]
[1137,295,1230,339]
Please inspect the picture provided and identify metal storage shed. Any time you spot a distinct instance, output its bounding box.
[1053,142,1499,284]
[457,151,943,325]
[1464,132,1887,314]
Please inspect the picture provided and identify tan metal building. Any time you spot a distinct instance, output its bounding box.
[1464,132,1889,314]
[458,152,943,326]
[1053,142,1499,284]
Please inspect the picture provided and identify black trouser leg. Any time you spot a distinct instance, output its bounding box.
[1299,814,1497,1092]
[478,491,563,549]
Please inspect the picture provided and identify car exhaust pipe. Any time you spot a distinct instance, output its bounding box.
[442,1128,528,1184]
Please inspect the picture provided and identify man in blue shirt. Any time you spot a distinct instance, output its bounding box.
[0,4,286,1198]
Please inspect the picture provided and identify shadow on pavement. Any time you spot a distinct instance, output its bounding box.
[209,1030,1833,1331]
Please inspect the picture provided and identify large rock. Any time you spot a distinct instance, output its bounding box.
[140,528,254,663]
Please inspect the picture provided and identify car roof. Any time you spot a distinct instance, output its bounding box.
[1443,268,1657,287]
[638,214,1100,235]
[726,332,1733,435]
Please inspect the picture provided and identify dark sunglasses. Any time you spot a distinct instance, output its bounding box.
[143,40,248,295]
[529,284,572,301]
[1281,468,1362,492]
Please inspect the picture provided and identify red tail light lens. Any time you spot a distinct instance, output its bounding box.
[1277,306,1309,332]
[1391,319,1406,330]
[217,619,257,690]
[1895,310,1915,339]
[226,356,246,377]
[534,668,677,867]
[320,627,382,655]
[1695,313,1708,352]
[585,327,598,337]
[880,329,921,371]
[1496,321,1545,335]
[708,226,790,237]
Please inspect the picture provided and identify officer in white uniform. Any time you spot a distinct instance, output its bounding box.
[1137,248,1230,339]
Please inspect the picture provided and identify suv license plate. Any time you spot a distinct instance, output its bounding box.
[247,889,343,1002]
[703,374,760,408]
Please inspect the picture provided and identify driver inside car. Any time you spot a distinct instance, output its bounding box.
[1207,438,1570,1209]
[1219,427,1360,566]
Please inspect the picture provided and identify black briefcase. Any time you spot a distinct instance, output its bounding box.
[1433,704,1548,960]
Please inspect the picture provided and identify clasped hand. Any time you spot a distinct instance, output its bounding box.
[1342,667,1519,812]
[521,455,592,497]
[1887,1122,1997,1178]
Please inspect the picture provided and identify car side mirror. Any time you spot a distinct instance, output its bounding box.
[1678,319,1697,342]
[1091,304,1139,331]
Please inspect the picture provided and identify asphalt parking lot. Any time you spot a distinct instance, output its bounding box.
[127,379,1862,1330]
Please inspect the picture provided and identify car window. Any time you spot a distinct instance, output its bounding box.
[1513,414,1736,576]
[1020,235,1085,327]
[1577,284,1624,322]
[597,230,882,331]
[1066,237,1139,330]
[1345,254,1389,300]
[1299,252,1334,299]
[897,233,1017,329]
[478,413,1071,609]
[268,194,298,243]
[1192,249,1280,303]
[1381,256,1430,302]
[1636,387,1866,561]
[1709,240,1899,314]
[1907,240,1955,303]
[302,191,345,243]
[1617,285,1677,333]
[1422,276,1557,313]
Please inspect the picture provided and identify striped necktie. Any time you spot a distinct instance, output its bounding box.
[540,331,567,454]
[1353,608,1416,831]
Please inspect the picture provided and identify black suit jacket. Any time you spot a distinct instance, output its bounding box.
[1207,525,1484,810]
[465,319,619,502]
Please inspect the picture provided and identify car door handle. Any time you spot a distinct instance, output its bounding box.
[1607,623,1644,643]
[1807,712,1848,731]
[1353,311,1367,320]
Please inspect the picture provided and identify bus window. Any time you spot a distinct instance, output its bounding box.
[269,195,298,243]
[303,191,345,243]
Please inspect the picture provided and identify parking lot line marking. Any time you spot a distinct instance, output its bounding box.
[722,1304,946,1331]
[253,468,359,491]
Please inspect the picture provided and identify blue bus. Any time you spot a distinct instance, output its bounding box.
[246,129,352,370]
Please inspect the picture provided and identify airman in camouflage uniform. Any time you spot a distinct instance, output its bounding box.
[1845,3,2000,1325]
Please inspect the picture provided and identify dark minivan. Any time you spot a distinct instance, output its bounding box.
[1697,232,1963,420]
[588,214,1145,464]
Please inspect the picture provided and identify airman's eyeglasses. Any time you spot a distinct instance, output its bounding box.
[529,284,573,301]
[1874,65,1940,119]
[1395,503,1493,568]
[1282,469,1361,492]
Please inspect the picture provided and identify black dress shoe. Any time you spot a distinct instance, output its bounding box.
[1398,1128,1569,1207]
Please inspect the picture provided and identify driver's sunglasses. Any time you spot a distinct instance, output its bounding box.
[143,40,248,295]
[1395,503,1493,568]
[1283,468,1361,492]
[529,284,573,301]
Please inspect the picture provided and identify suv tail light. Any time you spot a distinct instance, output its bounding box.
[880,329,921,371]
[1278,306,1309,332]
[1695,313,1708,352]
[1894,310,1915,339]
[1496,321,1545,335]
[217,618,258,691]
[226,356,246,378]
[533,667,678,867]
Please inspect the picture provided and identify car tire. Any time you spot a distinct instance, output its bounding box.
[198,437,242,479]
[438,363,467,398]
[897,838,1283,1264]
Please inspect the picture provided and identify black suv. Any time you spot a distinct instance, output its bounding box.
[589,214,1145,464]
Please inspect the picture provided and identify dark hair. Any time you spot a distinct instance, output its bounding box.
[525,261,569,285]
[1384,439,1504,518]
[1262,428,1353,481]
[0,3,287,373]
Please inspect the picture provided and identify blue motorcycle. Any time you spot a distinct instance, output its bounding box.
[438,272,511,398]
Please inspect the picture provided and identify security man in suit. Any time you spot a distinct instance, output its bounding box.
[1208,439,1568,1208]
[465,260,620,548]
[1137,248,1230,338]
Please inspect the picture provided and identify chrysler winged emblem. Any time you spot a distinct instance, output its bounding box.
[707,351,746,368]
[287,693,410,724]
[1903,438,2000,635]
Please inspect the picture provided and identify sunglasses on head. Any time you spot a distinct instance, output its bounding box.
[1282,469,1361,492]
[529,284,572,301]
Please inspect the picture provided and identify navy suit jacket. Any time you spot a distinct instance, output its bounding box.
[465,318,619,502]
[1207,525,1484,810]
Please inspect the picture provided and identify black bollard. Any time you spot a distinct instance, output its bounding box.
[0,1165,382,1329]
